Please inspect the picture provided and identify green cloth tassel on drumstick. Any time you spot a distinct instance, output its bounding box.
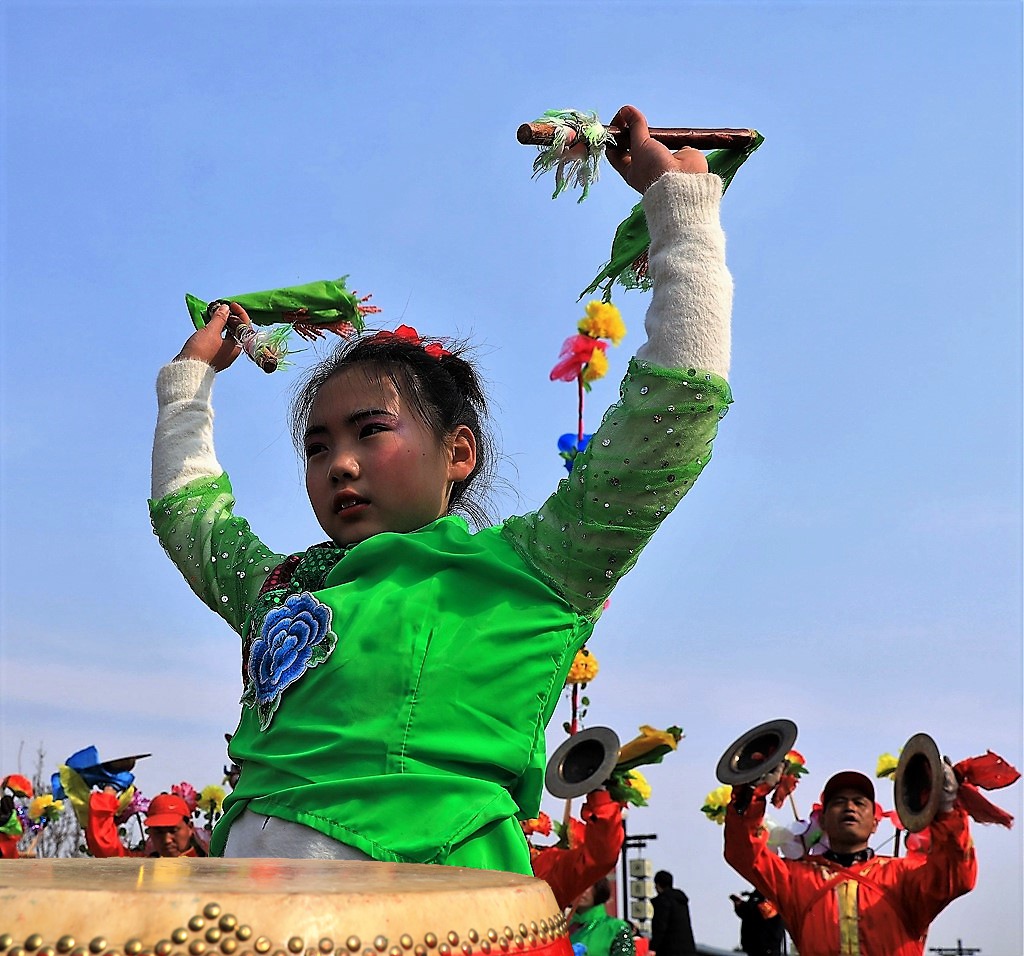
[184,276,381,373]
[580,132,765,301]
[524,108,764,300]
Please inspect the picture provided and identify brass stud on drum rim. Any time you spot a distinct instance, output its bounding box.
[204,906,222,920]
[288,940,304,954]
[88,940,107,954]
[345,940,360,953]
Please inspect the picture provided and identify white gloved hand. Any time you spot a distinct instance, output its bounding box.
[939,756,959,814]
[757,763,785,790]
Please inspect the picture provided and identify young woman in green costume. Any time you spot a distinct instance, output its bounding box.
[150,105,734,872]
[569,878,636,956]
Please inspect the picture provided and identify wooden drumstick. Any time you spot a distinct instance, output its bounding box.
[517,122,758,151]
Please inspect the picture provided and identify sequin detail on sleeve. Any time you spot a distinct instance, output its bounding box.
[148,473,285,634]
[502,359,731,617]
[609,927,637,956]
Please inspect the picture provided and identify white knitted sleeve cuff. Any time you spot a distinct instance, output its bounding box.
[151,359,223,499]
[633,172,732,378]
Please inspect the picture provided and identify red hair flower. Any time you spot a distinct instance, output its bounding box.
[371,324,450,359]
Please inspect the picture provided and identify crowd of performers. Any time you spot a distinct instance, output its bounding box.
[5,743,1015,956]
[3,105,1020,956]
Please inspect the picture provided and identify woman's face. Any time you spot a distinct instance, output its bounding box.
[303,369,475,545]
[574,885,596,910]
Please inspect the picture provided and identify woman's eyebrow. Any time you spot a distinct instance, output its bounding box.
[348,407,396,424]
[304,408,396,441]
[303,423,329,442]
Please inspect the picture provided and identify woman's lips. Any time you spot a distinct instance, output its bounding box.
[333,492,369,516]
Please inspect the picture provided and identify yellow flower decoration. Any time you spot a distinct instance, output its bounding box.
[626,770,652,803]
[28,794,63,821]
[198,784,226,814]
[578,302,626,345]
[565,647,599,685]
[701,784,733,824]
[582,347,609,383]
[876,753,899,779]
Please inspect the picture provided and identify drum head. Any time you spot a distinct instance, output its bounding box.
[0,858,570,956]
[894,732,944,832]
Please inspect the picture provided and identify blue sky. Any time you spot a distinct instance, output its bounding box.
[2,1,1021,952]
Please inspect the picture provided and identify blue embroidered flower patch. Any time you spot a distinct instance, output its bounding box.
[240,591,337,730]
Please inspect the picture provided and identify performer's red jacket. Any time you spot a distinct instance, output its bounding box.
[724,796,976,956]
[85,791,205,858]
[532,790,625,910]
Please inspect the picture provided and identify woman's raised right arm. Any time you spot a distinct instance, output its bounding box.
[150,306,284,634]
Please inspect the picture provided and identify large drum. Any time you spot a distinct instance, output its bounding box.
[0,860,570,956]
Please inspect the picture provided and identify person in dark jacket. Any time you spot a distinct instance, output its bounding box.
[650,870,696,955]
[731,889,785,956]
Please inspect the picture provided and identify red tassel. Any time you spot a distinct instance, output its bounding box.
[955,751,1021,791]
[957,783,1015,828]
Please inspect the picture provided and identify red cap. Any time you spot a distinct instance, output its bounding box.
[821,770,875,806]
[2,774,34,798]
[145,793,192,828]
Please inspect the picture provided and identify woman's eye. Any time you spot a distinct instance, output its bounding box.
[304,443,327,459]
[359,423,388,438]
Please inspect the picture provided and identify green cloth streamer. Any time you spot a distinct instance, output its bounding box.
[185,276,368,332]
[580,131,765,301]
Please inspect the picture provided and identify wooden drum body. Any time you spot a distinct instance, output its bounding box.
[0,860,569,956]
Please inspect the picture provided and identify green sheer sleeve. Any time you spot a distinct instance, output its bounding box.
[149,473,286,635]
[503,359,730,618]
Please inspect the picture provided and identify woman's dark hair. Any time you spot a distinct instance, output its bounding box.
[291,332,496,528]
[591,877,613,907]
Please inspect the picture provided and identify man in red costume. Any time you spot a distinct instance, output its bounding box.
[86,791,208,858]
[724,768,976,956]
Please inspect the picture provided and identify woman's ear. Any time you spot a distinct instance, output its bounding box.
[447,425,477,482]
